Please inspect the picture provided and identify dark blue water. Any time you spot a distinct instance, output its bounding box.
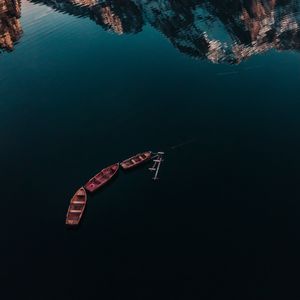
[2,0,300,298]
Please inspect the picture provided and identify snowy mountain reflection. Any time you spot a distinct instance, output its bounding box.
[2,0,300,64]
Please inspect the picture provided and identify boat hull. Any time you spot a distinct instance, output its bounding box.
[84,163,119,193]
[65,187,87,226]
[121,151,152,170]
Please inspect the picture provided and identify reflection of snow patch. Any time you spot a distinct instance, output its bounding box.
[279,16,298,33]
[207,39,224,63]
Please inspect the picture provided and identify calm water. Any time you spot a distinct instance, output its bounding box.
[2,0,300,298]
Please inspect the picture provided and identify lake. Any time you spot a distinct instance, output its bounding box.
[1,0,300,298]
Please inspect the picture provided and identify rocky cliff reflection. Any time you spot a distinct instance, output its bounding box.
[0,0,22,51]
[2,0,300,64]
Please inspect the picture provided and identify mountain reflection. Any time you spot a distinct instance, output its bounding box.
[2,0,300,64]
[0,0,22,52]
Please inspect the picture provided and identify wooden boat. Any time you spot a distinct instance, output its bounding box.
[84,163,119,193]
[121,151,152,170]
[65,187,87,226]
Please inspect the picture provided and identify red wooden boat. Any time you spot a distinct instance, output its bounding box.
[65,187,87,226]
[84,163,119,193]
[121,151,152,170]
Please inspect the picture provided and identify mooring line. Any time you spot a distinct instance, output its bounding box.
[170,138,198,150]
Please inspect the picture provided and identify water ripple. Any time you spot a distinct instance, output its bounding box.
[1,0,300,64]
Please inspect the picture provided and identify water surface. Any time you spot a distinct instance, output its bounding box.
[1,0,300,299]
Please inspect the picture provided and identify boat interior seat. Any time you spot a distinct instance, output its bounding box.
[70,210,82,213]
